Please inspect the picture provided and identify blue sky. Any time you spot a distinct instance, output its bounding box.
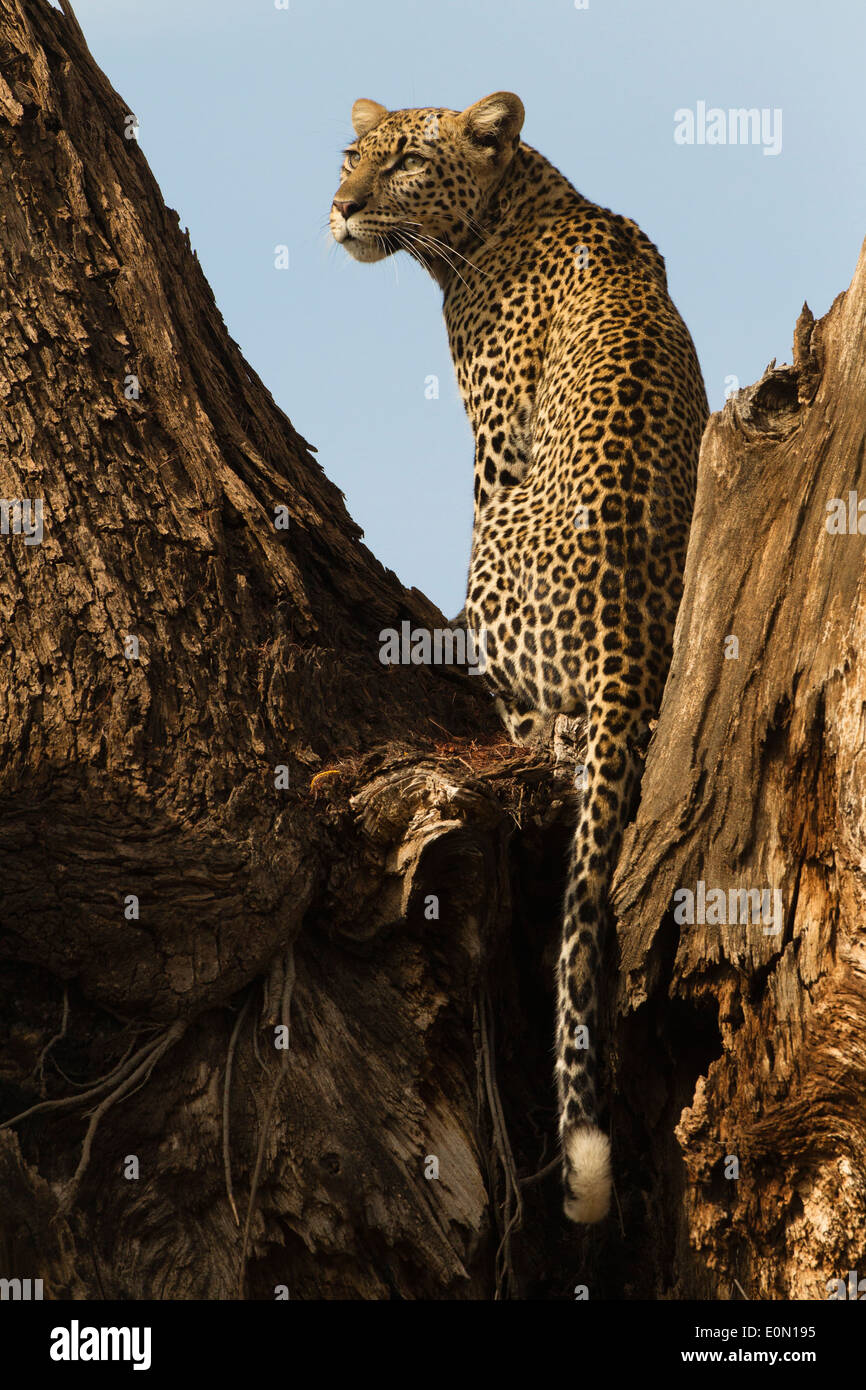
[70,0,866,616]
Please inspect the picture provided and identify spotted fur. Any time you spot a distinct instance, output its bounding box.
[330,93,708,1222]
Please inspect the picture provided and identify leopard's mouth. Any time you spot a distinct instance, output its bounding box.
[347,228,399,252]
[336,223,400,262]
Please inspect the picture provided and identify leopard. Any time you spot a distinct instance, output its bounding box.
[329,92,708,1222]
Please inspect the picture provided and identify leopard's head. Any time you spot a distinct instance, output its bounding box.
[329,93,524,266]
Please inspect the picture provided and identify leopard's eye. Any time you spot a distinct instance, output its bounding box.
[345,150,361,169]
[399,153,425,172]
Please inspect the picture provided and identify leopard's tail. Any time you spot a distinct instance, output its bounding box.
[556,698,645,1223]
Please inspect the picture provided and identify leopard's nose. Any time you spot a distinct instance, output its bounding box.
[333,198,364,219]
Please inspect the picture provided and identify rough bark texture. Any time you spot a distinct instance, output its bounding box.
[1,0,864,1302]
[612,248,866,1300]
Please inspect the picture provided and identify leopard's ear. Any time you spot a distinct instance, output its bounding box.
[351,99,388,137]
[459,92,524,152]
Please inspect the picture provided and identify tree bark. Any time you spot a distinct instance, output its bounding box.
[612,250,866,1299]
[0,0,514,1300]
[1,0,864,1302]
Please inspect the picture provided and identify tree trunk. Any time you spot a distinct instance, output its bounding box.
[1,0,864,1302]
[612,251,866,1299]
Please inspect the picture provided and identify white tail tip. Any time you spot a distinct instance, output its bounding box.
[563,1125,612,1224]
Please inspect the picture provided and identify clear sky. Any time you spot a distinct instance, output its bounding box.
[69,0,866,617]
